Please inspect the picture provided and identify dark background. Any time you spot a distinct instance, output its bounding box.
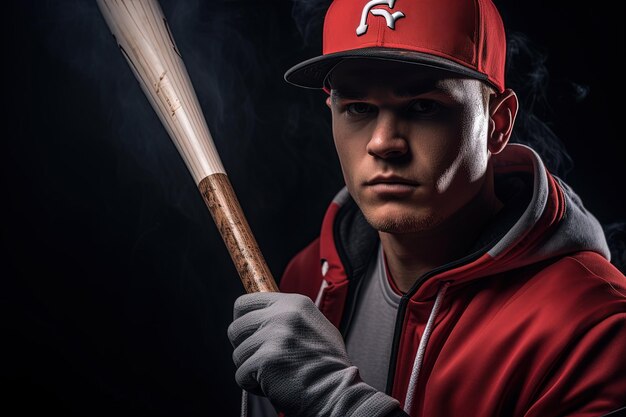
[5,0,625,415]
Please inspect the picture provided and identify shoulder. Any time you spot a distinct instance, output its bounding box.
[499,251,626,333]
[461,251,625,361]
[486,251,626,373]
[279,237,324,300]
[559,251,626,293]
[452,252,626,414]
[532,251,626,308]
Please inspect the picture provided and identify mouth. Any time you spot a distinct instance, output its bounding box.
[364,175,420,186]
[364,175,420,197]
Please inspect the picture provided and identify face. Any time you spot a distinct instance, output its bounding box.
[326,59,494,234]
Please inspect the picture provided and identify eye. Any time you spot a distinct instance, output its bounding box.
[346,102,375,116]
[409,100,441,115]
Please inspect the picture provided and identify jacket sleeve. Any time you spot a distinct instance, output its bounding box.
[524,313,626,417]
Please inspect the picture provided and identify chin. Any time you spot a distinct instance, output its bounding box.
[361,204,445,234]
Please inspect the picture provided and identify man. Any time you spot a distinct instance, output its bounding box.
[227,0,626,416]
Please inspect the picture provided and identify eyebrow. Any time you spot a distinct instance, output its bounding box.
[330,82,443,103]
[331,89,366,101]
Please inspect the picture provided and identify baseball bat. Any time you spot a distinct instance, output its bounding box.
[97,0,279,293]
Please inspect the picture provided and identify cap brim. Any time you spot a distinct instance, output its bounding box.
[284,47,489,90]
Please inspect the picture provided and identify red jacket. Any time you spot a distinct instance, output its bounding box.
[279,144,626,417]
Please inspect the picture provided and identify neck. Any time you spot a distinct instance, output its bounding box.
[379,174,503,293]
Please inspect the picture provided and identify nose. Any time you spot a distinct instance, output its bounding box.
[366,110,409,159]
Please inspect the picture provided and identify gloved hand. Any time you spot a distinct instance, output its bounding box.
[227,292,401,417]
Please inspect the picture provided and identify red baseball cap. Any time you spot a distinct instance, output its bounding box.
[284,0,507,93]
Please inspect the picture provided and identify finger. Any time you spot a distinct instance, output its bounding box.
[235,366,263,396]
[227,307,268,348]
[231,320,287,370]
[234,334,280,395]
[233,292,282,320]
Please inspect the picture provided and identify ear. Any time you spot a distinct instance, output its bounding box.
[487,88,518,155]
[325,96,332,109]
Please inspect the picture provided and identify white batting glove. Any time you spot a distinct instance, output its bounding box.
[227,292,401,417]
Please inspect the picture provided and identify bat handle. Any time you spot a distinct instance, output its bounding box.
[198,173,279,293]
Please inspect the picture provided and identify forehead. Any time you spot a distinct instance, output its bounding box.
[326,58,477,99]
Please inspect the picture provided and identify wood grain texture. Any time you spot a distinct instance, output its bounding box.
[199,173,279,293]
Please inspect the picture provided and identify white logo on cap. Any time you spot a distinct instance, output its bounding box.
[356,0,405,36]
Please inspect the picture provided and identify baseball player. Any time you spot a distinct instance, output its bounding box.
[227,1,626,416]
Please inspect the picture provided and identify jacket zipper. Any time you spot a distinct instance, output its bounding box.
[383,249,488,396]
[329,197,495,397]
